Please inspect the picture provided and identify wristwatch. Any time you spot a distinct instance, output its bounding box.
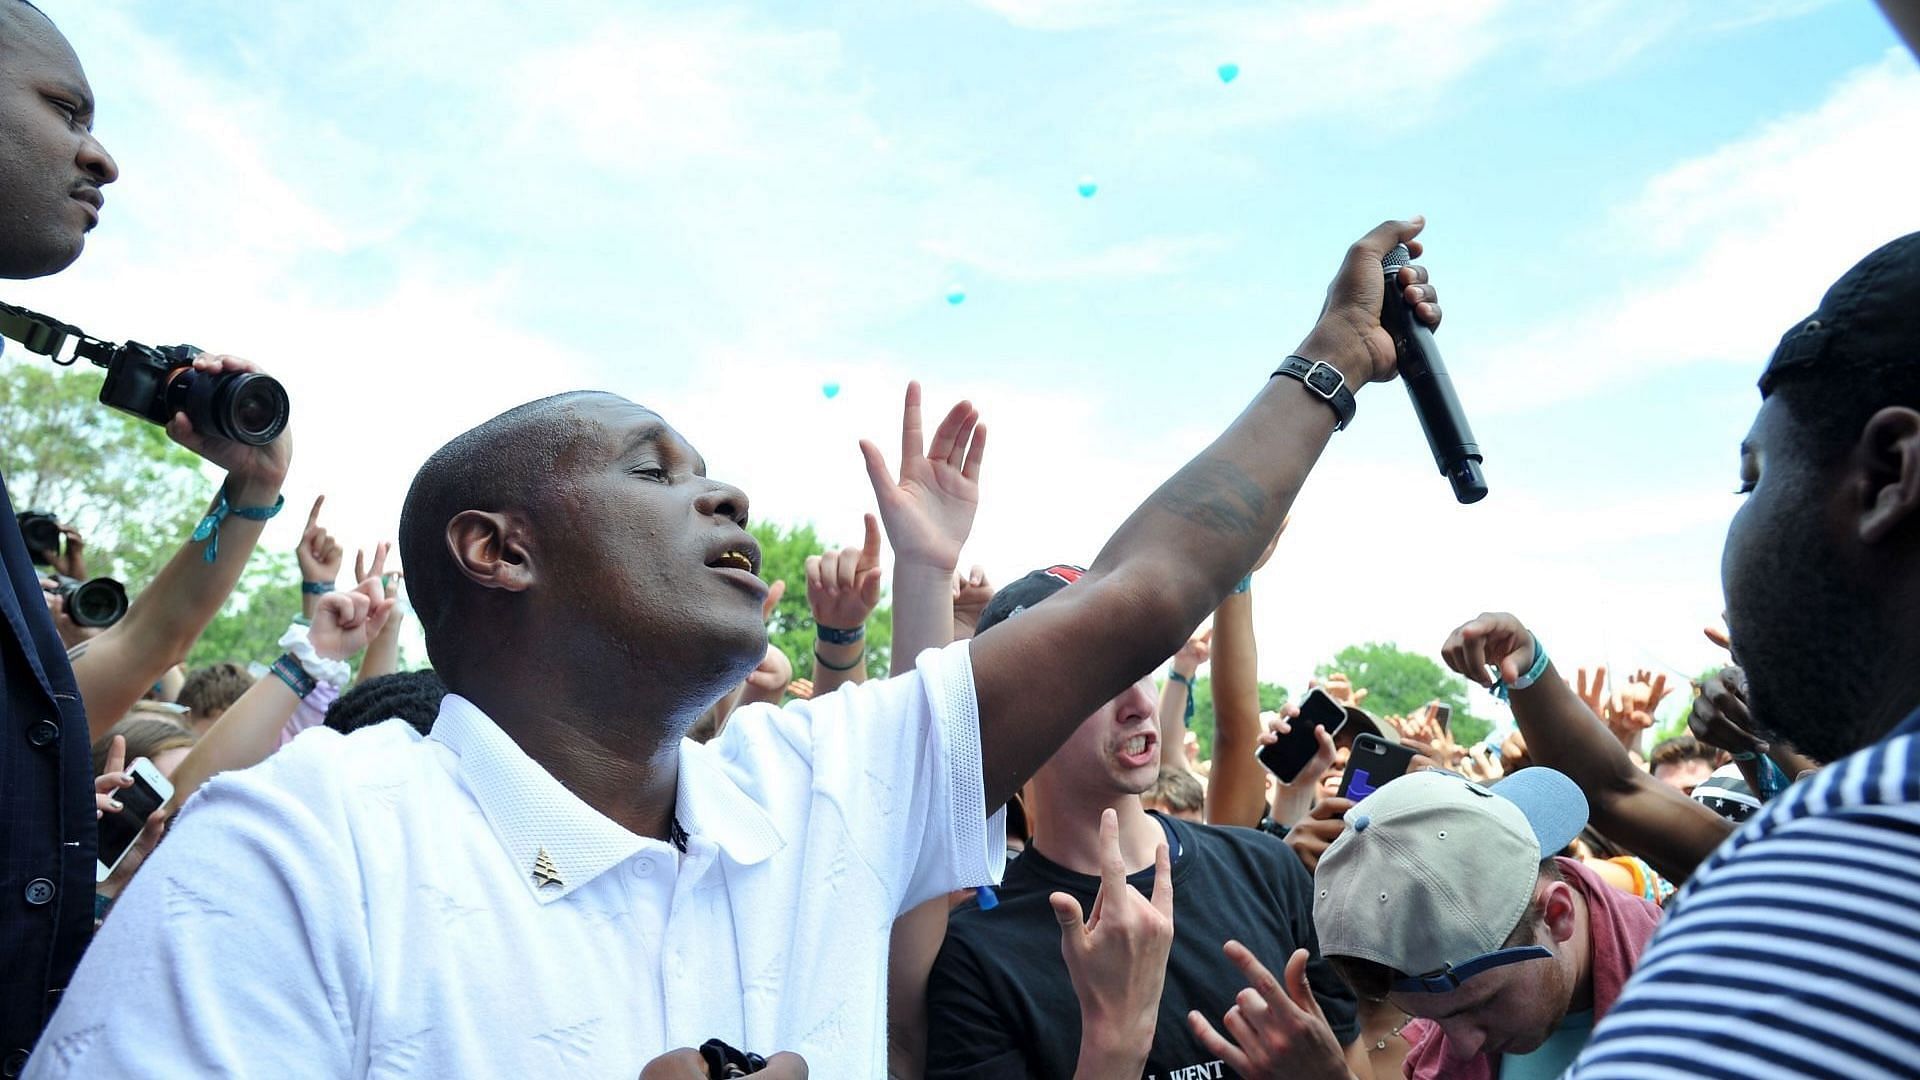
[1271,355,1356,431]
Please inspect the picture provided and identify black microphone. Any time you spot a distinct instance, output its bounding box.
[1381,244,1487,504]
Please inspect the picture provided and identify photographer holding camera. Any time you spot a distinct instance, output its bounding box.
[0,4,293,1069]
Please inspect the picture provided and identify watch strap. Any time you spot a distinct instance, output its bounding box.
[1271,355,1357,431]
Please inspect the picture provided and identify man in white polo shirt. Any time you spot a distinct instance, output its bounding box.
[31,218,1446,1077]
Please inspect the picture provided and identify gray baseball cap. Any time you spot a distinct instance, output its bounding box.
[1313,768,1588,994]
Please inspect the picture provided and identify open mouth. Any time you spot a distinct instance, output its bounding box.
[708,549,759,575]
[1118,731,1158,767]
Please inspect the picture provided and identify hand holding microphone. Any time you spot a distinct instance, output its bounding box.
[1381,243,1488,503]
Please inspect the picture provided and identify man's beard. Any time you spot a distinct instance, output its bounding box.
[1731,519,1890,766]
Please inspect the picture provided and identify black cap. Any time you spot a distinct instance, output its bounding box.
[974,564,1086,635]
[1761,232,1920,397]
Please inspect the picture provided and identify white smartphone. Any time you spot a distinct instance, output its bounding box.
[96,756,172,883]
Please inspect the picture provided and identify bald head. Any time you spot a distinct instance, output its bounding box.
[399,391,631,669]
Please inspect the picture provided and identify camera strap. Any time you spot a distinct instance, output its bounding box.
[0,300,122,366]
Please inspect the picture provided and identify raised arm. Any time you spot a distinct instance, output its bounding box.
[1205,526,1285,827]
[805,515,883,692]
[1441,612,1732,884]
[1157,629,1210,776]
[862,383,984,676]
[295,495,344,620]
[71,354,292,739]
[159,561,394,818]
[970,219,1439,810]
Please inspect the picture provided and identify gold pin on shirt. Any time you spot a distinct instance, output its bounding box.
[533,848,564,889]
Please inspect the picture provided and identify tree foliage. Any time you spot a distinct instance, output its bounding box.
[0,359,206,586]
[1,359,291,665]
[1317,640,1492,747]
[749,520,892,681]
[1181,676,1288,762]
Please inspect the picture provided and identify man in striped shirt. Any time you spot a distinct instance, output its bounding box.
[1570,232,1920,1078]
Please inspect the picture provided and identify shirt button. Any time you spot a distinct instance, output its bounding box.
[24,879,55,906]
[631,858,654,878]
[26,720,58,748]
[3,1049,29,1077]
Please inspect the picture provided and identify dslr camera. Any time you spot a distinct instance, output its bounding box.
[16,510,60,562]
[50,574,128,628]
[97,341,289,447]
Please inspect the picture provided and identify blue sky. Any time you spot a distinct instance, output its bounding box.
[8,0,1919,729]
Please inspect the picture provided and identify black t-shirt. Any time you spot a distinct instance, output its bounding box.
[926,811,1359,1079]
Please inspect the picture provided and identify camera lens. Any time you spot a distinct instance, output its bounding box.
[214,373,290,445]
[16,513,59,561]
[167,368,290,446]
[59,576,127,628]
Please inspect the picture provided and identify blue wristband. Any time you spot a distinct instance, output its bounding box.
[1232,575,1253,595]
[191,488,284,563]
[301,581,334,596]
[270,652,317,699]
[1491,634,1550,701]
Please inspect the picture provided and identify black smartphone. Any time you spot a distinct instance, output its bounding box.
[1432,703,1452,733]
[1257,687,1347,783]
[1336,733,1419,801]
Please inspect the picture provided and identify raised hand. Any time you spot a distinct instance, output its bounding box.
[1051,808,1174,1077]
[951,565,994,641]
[309,542,396,662]
[1319,672,1367,709]
[52,523,86,579]
[1257,708,1336,828]
[1173,627,1213,678]
[859,382,985,572]
[1439,613,1539,688]
[741,643,795,704]
[1690,666,1767,758]
[1187,942,1351,1080]
[805,514,883,632]
[162,353,292,497]
[786,677,815,701]
[1295,217,1441,387]
[94,733,131,819]
[296,496,344,588]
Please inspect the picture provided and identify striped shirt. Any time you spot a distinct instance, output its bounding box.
[1570,707,1920,1079]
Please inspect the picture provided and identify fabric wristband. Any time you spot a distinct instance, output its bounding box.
[270,653,318,699]
[1168,671,1194,688]
[276,621,352,690]
[1490,634,1550,701]
[813,647,863,672]
[1232,574,1253,595]
[815,622,865,646]
[94,891,115,922]
[192,488,285,563]
[301,581,335,596]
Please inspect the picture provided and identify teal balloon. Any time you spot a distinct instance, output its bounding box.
[945,287,966,306]
[821,382,840,399]
[1077,176,1098,198]
[1217,62,1240,84]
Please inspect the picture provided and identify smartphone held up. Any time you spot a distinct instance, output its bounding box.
[1257,688,1347,783]
[97,757,171,883]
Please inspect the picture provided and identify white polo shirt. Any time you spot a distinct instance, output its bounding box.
[30,641,1002,1078]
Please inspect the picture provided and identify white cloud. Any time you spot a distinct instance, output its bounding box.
[1468,50,1920,415]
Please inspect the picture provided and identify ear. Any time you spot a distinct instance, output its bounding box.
[1857,407,1920,545]
[444,510,535,594]
[1541,879,1579,946]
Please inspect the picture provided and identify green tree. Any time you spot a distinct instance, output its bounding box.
[1317,640,1492,746]
[1,359,292,666]
[0,359,205,585]
[749,521,893,681]
[1181,676,1287,762]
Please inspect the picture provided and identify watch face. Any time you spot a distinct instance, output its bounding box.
[1305,362,1344,396]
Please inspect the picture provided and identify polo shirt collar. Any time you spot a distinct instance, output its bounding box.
[429,695,785,904]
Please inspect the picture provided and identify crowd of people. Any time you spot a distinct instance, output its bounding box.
[6,1,1920,1077]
